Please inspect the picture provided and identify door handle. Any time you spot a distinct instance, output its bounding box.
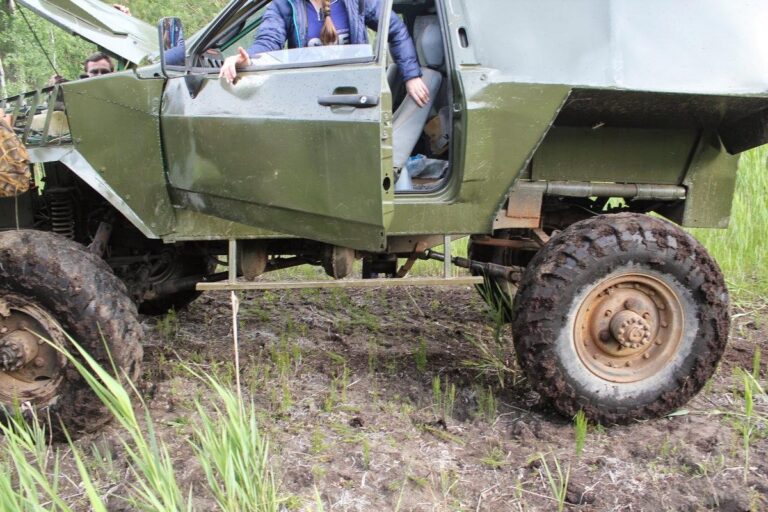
[318,94,379,108]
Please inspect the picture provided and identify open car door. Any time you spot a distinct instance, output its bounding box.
[16,0,157,65]
[160,0,395,252]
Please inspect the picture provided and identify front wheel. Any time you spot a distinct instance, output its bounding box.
[0,230,143,438]
[512,213,729,424]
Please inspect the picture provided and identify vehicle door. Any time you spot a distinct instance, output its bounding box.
[160,0,395,252]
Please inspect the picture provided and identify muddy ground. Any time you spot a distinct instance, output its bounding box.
[71,284,768,510]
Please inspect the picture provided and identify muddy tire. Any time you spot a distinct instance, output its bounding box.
[512,213,729,424]
[0,230,143,438]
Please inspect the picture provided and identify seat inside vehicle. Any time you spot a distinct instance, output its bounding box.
[392,12,452,193]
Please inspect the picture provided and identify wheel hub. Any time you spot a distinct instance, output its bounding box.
[610,310,652,349]
[0,330,39,372]
[0,294,66,403]
[573,273,684,383]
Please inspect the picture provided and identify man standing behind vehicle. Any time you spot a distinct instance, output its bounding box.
[82,52,115,78]
[80,4,130,78]
[219,0,431,107]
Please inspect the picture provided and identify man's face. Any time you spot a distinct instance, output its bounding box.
[86,59,113,77]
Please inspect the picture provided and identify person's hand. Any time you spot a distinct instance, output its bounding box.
[405,77,430,108]
[219,47,251,84]
[112,4,131,16]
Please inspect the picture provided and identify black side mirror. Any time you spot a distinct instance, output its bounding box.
[158,17,186,74]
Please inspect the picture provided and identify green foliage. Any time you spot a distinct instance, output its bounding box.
[474,384,498,423]
[0,334,279,511]
[573,410,588,458]
[413,336,427,373]
[0,0,228,96]
[431,375,456,420]
[692,147,768,299]
[538,452,571,512]
[0,8,93,96]
[189,369,279,512]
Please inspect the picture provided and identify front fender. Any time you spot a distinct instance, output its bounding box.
[27,146,162,239]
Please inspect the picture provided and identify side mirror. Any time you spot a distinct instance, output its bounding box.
[158,17,186,74]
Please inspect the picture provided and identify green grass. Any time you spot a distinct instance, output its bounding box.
[692,147,768,299]
[0,336,280,511]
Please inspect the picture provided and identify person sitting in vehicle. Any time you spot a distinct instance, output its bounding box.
[219,0,431,107]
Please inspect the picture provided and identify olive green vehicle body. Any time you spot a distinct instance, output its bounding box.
[4,0,768,253]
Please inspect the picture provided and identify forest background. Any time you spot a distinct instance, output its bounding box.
[0,0,229,97]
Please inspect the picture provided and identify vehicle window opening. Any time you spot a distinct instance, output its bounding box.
[194,0,385,71]
[392,1,453,195]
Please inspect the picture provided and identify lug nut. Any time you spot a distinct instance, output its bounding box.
[605,310,613,317]
[642,312,651,320]
[33,357,45,368]
[643,353,650,359]
[625,361,632,367]
[599,330,611,342]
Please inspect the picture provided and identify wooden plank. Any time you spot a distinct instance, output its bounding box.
[197,276,484,292]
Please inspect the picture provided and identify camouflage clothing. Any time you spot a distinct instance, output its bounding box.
[0,117,30,198]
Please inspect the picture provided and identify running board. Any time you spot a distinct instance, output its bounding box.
[197,276,483,292]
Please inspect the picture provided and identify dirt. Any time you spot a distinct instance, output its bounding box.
[44,285,768,510]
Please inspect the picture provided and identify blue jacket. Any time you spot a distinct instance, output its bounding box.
[247,0,422,81]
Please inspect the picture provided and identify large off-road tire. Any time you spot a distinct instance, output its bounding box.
[0,230,143,438]
[0,117,31,198]
[512,213,729,424]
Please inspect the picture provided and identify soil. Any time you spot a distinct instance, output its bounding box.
[25,285,768,510]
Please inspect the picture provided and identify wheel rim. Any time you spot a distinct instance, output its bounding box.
[573,272,685,384]
[0,294,67,404]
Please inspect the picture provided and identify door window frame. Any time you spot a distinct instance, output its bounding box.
[184,0,394,75]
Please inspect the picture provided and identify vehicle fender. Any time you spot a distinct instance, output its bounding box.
[27,146,161,239]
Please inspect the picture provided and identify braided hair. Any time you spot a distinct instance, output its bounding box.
[320,0,338,45]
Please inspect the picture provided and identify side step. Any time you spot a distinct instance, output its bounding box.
[197,276,483,292]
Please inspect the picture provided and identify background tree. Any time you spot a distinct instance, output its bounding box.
[0,0,228,96]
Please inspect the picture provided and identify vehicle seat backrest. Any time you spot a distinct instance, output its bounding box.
[414,16,444,70]
[391,15,446,169]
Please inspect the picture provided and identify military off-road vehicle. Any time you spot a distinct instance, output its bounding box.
[1,0,767,435]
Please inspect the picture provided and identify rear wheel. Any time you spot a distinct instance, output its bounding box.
[0,230,143,438]
[512,213,729,423]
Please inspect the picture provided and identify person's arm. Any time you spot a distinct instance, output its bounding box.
[362,0,429,107]
[220,3,289,83]
[164,42,185,67]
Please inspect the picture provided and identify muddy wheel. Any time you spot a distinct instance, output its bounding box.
[512,213,729,423]
[0,230,143,438]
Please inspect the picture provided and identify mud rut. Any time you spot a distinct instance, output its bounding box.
[69,286,768,510]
